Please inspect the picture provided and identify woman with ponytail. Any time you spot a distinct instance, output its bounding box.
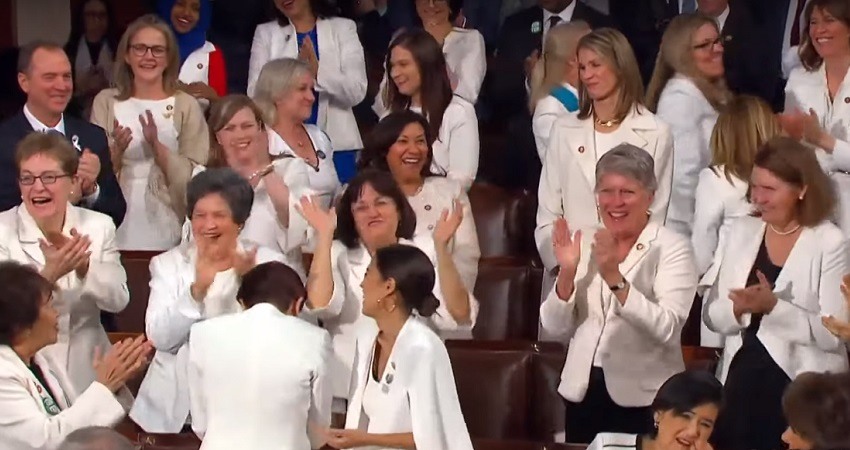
[324,244,474,450]
[646,13,732,239]
[529,21,591,162]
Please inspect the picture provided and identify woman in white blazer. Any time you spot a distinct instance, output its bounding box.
[358,111,480,291]
[703,137,850,450]
[130,169,286,433]
[646,14,732,238]
[248,0,366,179]
[188,261,331,450]
[254,58,341,209]
[201,95,312,279]
[325,244,473,450]
[0,261,150,450]
[298,170,478,411]
[529,21,591,162]
[587,370,721,450]
[0,133,129,395]
[540,145,697,443]
[535,28,673,275]
[783,0,850,236]
[380,29,479,190]
[158,0,228,105]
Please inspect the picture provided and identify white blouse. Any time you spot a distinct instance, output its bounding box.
[407,177,480,291]
[267,124,340,210]
[409,97,479,191]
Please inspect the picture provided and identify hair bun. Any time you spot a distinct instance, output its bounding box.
[416,293,440,318]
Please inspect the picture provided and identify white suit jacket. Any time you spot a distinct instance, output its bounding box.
[178,41,217,110]
[0,205,128,395]
[539,222,696,406]
[129,241,285,432]
[785,64,850,235]
[586,433,640,450]
[0,346,126,450]
[304,235,479,400]
[535,106,674,272]
[345,317,474,450]
[532,83,577,162]
[248,18,366,151]
[188,303,332,450]
[655,75,719,238]
[691,166,750,275]
[703,217,850,382]
[267,125,340,210]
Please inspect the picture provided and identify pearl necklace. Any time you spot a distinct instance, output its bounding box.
[769,223,801,236]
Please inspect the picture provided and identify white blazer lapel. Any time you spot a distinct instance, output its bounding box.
[622,108,656,153]
[16,206,46,266]
[570,119,599,192]
[344,324,379,430]
[276,24,299,59]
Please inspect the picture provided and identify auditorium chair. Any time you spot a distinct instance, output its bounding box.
[468,183,536,263]
[117,251,160,333]
[472,264,540,340]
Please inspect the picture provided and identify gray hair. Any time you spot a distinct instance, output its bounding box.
[187,168,254,224]
[595,144,658,192]
[58,427,137,450]
[252,58,312,125]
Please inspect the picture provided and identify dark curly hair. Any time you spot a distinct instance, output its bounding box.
[783,372,850,450]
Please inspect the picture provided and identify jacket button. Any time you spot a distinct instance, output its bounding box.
[636,243,645,251]
[427,224,434,231]
[844,97,850,104]
[197,63,204,69]
[424,204,432,211]
[578,146,585,153]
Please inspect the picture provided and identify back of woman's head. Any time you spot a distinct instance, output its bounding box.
[237,261,306,312]
[576,27,644,122]
[374,244,439,317]
[645,13,730,112]
[0,261,54,346]
[652,370,723,415]
[710,95,781,183]
[385,29,452,138]
[529,21,591,113]
[783,372,850,450]
[359,110,436,175]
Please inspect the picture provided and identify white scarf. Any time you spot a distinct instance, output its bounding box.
[74,37,113,83]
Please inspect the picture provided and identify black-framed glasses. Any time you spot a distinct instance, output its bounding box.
[129,43,167,58]
[692,35,731,51]
[19,173,71,186]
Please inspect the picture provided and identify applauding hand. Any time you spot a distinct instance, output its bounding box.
[434,199,464,248]
[297,196,336,238]
[729,271,778,317]
[93,335,152,393]
[822,273,850,341]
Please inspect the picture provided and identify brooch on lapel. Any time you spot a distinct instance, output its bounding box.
[317,150,327,160]
[164,104,174,120]
[381,362,396,393]
[531,21,541,34]
[71,135,82,153]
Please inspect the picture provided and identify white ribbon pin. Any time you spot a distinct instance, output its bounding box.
[71,135,82,153]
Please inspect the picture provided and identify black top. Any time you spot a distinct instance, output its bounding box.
[744,238,783,337]
[28,363,59,408]
[85,39,104,66]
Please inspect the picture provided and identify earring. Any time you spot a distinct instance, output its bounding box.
[654,421,659,429]
[799,194,804,200]
[646,210,651,217]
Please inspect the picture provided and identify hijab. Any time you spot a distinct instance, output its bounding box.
[156,0,212,65]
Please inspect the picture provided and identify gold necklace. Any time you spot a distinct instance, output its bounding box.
[594,116,621,127]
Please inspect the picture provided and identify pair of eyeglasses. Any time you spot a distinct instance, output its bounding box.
[19,173,70,185]
[692,35,731,51]
[129,43,167,58]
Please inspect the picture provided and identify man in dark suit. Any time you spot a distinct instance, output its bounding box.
[486,0,611,120]
[610,0,681,84]
[0,41,125,227]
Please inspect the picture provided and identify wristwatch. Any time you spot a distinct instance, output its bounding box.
[609,278,627,292]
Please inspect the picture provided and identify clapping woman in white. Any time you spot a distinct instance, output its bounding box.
[298,170,478,413]
[325,244,473,450]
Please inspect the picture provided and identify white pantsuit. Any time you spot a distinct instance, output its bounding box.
[0,205,129,395]
[345,317,474,450]
[129,242,285,432]
[188,304,332,450]
[702,217,850,383]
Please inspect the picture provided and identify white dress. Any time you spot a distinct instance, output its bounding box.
[267,125,340,210]
[113,97,183,251]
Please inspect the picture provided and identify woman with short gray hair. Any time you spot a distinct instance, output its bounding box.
[539,144,697,443]
[129,168,287,433]
[252,58,340,208]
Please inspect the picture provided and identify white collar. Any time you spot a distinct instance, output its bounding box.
[564,82,578,96]
[715,5,731,31]
[23,104,65,135]
[543,1,577,24]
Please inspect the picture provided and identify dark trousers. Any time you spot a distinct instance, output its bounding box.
[564,367,653,444]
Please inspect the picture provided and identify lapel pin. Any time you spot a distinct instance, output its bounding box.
[71,135,82,153]
[166,105,174,111]
[385,373,394,384]
[531,21,541,33]
[636,243,645,251]
[316,150,326,160]
[578,146,585,154]
[197,63,204,69]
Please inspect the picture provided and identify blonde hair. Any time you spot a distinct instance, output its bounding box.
[646,14,732,112]
[528,21,591,113]
[710,95,781,183]
[251,58,312,125]
[576,28,645,122]
[112,14,180,101]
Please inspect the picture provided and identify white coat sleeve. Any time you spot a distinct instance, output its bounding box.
[423,238,479,334]
[691,169,726,275]
[80,223,129,313]
[612,235,697,345]
[452,31,486,105]
[408,345,474,450]
[304,242,348,321]
[443,101,480,191]
[539,280,580,338]
[247,24,271,97]
[651,122,674,226]
[761,235,850,351]
[450,189,480,292]
[315,19,367,108]
[534,123,566,272]
[188,326,207,440]
[531,100,559,162]
[308,332,333,449]
[657,90,710,234]
[0,375,124,450]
